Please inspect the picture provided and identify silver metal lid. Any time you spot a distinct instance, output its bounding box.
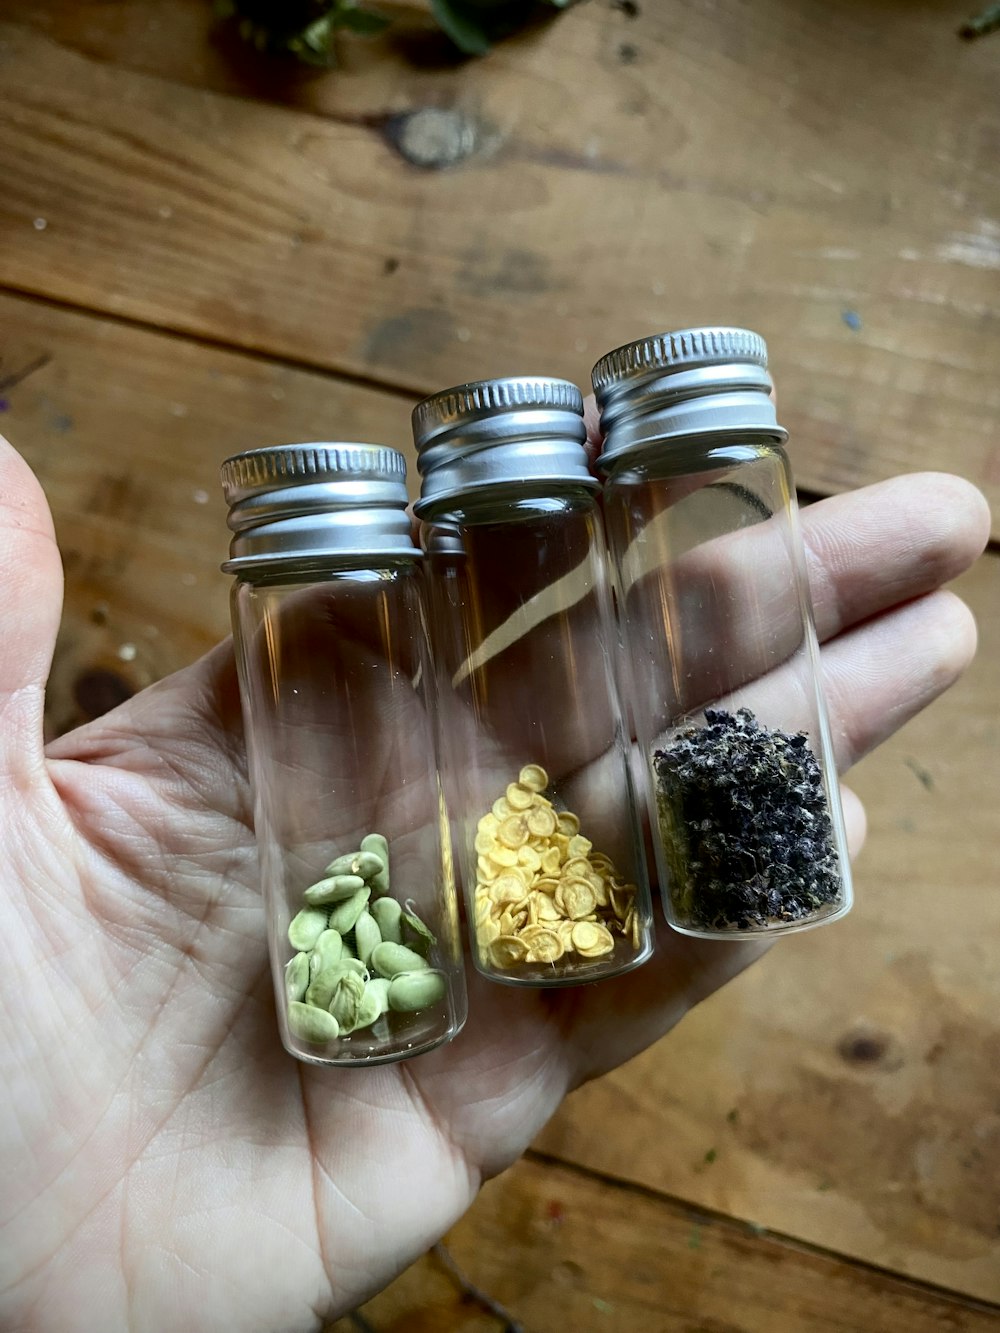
[411,376,596,517]
[220,443,418,574]
[593,327,786,469]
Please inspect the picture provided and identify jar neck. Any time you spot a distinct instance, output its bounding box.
[233,554,421,588]
[415,475,599,524]
[602,433,788,483]
[598,364,786,471]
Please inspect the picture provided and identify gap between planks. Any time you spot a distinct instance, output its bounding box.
[523,1146,1000,1319]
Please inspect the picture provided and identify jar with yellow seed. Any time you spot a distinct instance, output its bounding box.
[413,378,654,986]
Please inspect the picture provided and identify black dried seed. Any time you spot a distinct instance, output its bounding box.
[653,707,842,931]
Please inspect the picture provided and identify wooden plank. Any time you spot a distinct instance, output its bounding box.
[4,289,1000,1304]
[1,7,999,527]
[329,1153,1000,1331]
[534,553,1000,1302]
[0,291,416,736]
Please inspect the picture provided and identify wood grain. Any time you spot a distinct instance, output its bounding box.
[3,290,999,1306]
[0,291,416,735]
[330,1153,1000,1332]
[2,8,998,1318]
[535,553,1000,1301]
[1,5,999,528]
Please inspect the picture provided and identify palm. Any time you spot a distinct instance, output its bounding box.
[0,435,988,1332]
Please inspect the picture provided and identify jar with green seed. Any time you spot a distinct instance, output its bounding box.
[221,443,467,1064]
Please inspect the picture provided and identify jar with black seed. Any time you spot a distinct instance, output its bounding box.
[221,444,467,1064]
[592,329,853,937]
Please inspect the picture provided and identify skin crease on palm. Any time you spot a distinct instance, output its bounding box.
[0,410,990,1333]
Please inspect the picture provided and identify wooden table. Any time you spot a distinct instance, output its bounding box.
[2,3,998,1327]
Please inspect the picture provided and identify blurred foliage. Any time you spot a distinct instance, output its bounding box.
[214,0,580,61]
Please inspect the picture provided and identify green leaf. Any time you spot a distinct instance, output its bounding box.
[429,0,494,55]
[300,14,336,54]
[338,4,392,35]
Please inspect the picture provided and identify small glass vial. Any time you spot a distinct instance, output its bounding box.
[220,443,467,1064]
[593,329,852,938]
[413,378,654,986]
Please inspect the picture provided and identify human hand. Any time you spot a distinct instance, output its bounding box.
[0,430,988,1330]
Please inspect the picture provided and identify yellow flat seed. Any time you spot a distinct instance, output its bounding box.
[492,797,515,821]
[558,920,577,947]
[540,848,562,876]
[518,763,548,792]
[506,783,534,811]
[562,857,592,878]
[477,856,499,882]
[592,878,610,908]
[568,835,593,859]
[490,846,518,868]
[489,935,529,967]
[534,877,560,896]
[520,926,564,962]
[478,812,500,835]
[498,815,530,849]
[474,831,497,855]
[490,873,524,906]
[562,880,597,920]
[517,845,542,873]
[556,812,580,836]
[478,918,501,948]
[632,910,642,950]
[475,897,493,926]
[526,806,556,838]
[573,921,615,957]
[553,833,571,857]
[497,909,517,935]
[537,895,562,922]
[570,921,602,952]
[610,889,631,921]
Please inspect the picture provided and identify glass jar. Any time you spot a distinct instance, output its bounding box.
[413,378,654,986]
[220,443,467,1065]
[593,328,852,938]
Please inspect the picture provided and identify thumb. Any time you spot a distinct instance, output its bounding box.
[0,435,63,770]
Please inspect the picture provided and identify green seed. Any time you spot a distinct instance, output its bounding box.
[288,907,329,952]
[285,952,310,1003]
[365,977,392,1016]
[354,909,382,966]
[370,897,403,945]
[370,941,430,979]
[401,907,436,956]
[288,1001,339,1044]
[353,851,385,881]
[388,969,447,1012]
[361,832,389,862]
[328,971,366,1031]
[362,833,390,894]
[309,929,344,976]
[304,874,365,907]
[305,959,368,1011]
[352,984,383,1032]
[324,852,362,876]
[327,886,371,934]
